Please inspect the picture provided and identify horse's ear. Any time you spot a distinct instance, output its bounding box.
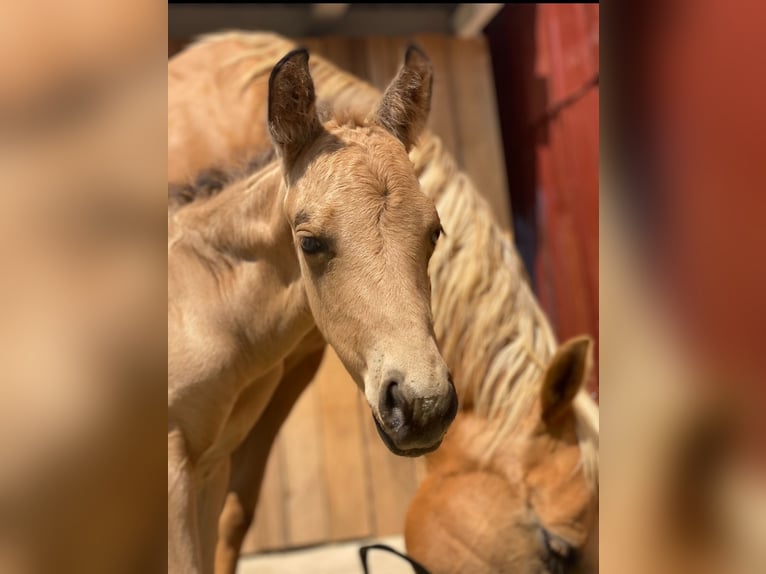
[373,44,433,151]
[540,336,592,422]
[268,48,323,167]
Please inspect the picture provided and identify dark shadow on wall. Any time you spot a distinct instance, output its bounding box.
[485,4,547,292]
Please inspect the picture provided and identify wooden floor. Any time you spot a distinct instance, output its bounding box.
[240,536,408,574]
[230,34,510,555]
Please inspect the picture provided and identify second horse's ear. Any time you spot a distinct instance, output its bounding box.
[540,336,593,422]
[268,48,324,168]
[372,44,433,151]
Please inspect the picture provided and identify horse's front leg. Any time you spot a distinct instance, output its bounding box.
[168,429,203,574]
[198,458,231,573]
[214,347,325,574]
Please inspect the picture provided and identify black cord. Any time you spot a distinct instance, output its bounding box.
[358,544,431,574]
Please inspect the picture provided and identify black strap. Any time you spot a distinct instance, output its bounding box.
[359,544,431,574]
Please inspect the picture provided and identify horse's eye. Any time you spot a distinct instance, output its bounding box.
[300,236,325,255]
[541,529,576,572]
[431,226,442,245]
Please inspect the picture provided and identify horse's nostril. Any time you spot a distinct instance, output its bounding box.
[381,378,411,431]
[384,380,399,411]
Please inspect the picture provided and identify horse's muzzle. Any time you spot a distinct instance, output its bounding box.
[373,375,458,457]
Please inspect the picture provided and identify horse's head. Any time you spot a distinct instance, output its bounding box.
[268,47,456,456]
[405,336,599,572]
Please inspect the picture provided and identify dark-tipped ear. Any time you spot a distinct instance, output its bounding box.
[541,336,592,422]
[268,48,323,167]
[373,44,433,151]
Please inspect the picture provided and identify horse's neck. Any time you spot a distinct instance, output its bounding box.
[169,162,314,379]
[172,161,282,250]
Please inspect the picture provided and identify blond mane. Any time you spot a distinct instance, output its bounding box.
[411,134,599,489]
[190,31,599,488]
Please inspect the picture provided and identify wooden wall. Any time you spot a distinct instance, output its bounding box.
[168,34,510,553]
[486,5,600,398]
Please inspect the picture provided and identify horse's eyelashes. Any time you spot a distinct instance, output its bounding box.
[431,226,443,244]
[300,236,326,255]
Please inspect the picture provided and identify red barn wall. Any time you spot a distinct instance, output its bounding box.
[486,4,600,398]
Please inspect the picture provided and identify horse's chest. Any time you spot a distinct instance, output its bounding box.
[197,365,284,469]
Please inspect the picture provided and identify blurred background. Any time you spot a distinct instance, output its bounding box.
[169,3,599,563]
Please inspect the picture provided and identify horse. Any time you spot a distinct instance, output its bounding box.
[168,32,599,573]
[167,45,459,574]
[405,334,599,574]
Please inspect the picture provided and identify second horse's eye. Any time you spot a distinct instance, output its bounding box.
[300,236,325,255]
[431,226,443,245]
[541,529,576,571]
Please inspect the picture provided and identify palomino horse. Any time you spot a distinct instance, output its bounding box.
[168,32,599,573]
[168,46,459,573]
[405,336,599,574]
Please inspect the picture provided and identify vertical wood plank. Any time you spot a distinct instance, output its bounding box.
[365,36,398,91]
[315,348,373,540]
[537,112,590,341]
[279,379,329,547]
[532,4,600,383]
[242,443,286,552]
[386,36,410,74]
[559,95,599,338]
[317,36,354,75]
[412,34,460,155]
[448,36,512,230]
[576,4,600,77]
